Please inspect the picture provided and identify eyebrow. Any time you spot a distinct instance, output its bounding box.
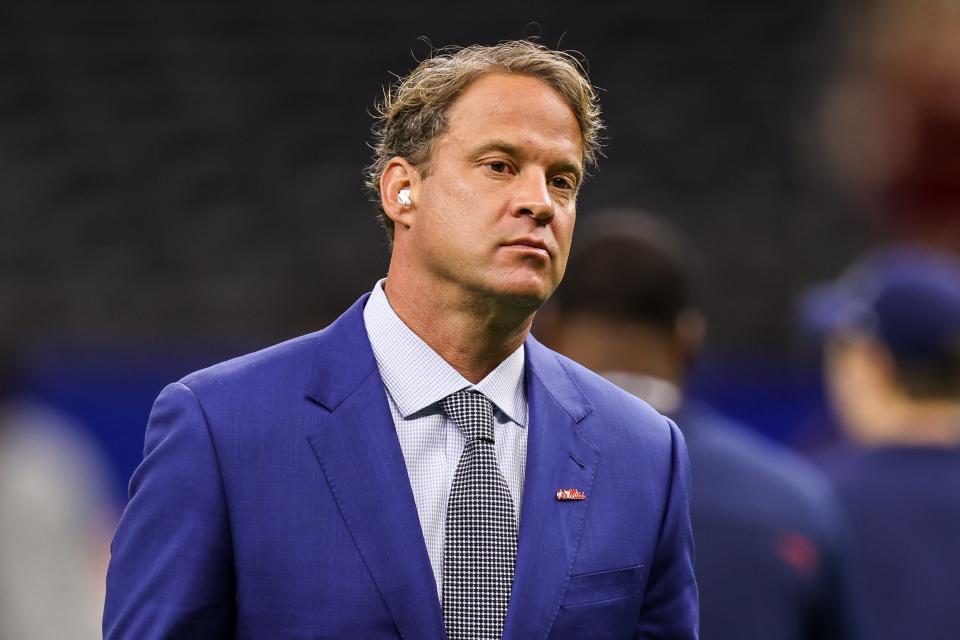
[470,139,584,185]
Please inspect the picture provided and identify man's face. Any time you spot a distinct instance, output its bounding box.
[402,72,584,310]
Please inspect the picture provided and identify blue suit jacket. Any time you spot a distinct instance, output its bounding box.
[104,295,698,639]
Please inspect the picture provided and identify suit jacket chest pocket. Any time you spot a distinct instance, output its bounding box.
[550,564,646,640]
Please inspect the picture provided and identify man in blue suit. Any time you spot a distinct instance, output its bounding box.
[104,41,699,639]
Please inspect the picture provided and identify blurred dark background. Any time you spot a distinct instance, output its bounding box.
[0,0,922,496]
[7,2,960,635]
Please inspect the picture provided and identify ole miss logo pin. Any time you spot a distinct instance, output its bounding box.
[556,488,587,501]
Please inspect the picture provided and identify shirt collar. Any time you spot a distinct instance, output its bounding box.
[362,279,527,426]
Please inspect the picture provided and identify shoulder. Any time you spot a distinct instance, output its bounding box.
[178,293,372,401]
[819,445,960,501]
[697,408,830,494]
[179,331,322,398]
[683,404,841,529]
[140,333,328,444]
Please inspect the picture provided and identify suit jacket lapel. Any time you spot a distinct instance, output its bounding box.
[304,295,445,639]
[503,337,598,640]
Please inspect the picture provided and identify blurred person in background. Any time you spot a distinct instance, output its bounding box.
[820,0,960,254]
[540,210,860,640]
[0,344,113,640]
[800,246,960,640]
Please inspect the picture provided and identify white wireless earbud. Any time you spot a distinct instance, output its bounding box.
[397,189,412,206]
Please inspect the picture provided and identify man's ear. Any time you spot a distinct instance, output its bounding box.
[380,157,420,231]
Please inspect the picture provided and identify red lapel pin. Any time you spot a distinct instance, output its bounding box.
[556,488,587,501]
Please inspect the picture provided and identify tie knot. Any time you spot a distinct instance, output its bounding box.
[442,390,495,444]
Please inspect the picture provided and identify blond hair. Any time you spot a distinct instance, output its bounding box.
[365,40,604,241]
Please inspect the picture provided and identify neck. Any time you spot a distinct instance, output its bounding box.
[859,398,960,448]
[827,340,960,447]
[550,314,687,387]
[902,403,960,446]
[599,370,684,414]
[384,276,534,384]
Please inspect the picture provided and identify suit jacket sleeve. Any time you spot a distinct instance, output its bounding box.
[104,382,235,639]
[636,418,699,639]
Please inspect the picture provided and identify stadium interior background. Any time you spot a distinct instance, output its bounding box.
[2,0,908,497]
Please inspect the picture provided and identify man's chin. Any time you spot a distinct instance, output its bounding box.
[489,280,553,311]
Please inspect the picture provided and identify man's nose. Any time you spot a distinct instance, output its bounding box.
[512,171,555,223]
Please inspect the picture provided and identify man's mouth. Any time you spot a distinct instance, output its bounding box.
[502,237,551,258]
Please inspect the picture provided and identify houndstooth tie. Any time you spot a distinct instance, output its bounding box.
[441,390,517,640]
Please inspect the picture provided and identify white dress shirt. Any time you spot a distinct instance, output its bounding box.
[362,279,528,596]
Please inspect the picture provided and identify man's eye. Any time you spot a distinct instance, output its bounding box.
[487,161,510,173]
[551,176,574,190]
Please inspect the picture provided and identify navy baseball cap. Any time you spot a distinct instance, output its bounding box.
[799,246,960,362]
